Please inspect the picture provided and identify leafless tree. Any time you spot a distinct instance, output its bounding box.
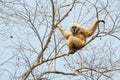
[0,0,120,80]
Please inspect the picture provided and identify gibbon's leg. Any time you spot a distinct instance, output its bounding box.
[67,39,77,54]
[67,35,86,53]
[57,24,70,39]
[81,20,105,37]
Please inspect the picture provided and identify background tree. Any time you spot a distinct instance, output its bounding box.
[0,0,120,80]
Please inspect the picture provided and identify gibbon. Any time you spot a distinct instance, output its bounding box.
[57,20,105,53]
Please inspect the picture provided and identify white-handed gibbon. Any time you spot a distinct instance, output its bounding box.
[57,20,105,53]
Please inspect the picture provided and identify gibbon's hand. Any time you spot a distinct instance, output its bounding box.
[98,20,105,24]
[57,24,62,28]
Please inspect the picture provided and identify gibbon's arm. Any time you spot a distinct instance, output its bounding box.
[81,20,105,37]
[57,24,70,39]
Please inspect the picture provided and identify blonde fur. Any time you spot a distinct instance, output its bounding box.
[57,20,105,53]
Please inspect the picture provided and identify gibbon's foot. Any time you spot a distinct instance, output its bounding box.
[68,49,77,54]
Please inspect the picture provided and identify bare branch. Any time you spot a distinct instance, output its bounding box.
[38,70,76,78]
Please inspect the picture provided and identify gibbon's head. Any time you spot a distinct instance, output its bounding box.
[70,23,80,34]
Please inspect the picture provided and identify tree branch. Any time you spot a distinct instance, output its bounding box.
[38,70,76,79]
[56,0,76,25]
[21,1,76,80]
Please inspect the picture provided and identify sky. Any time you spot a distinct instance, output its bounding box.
[0,0,120,80]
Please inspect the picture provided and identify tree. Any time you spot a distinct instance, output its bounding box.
[0,0,120,80]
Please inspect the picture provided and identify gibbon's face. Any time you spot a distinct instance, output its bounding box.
[71,26,79,34]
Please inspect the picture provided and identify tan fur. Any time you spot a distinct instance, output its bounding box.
[57,20,105,53]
